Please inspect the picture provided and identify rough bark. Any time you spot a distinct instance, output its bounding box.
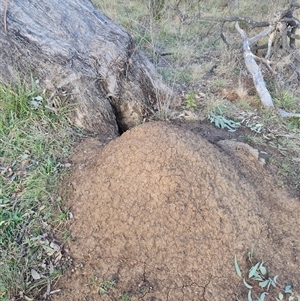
[0,0,173,137]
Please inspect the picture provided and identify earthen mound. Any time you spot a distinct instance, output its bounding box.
[57,122,300,301]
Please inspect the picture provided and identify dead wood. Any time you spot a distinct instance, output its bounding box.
[235,21,300,118]
[235,22,274,109]
[0,0,173,137]
[2,0,8,34]
[221,1,300,118]
[220,17,269,47]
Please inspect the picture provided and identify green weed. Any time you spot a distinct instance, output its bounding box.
[185,91,197,109]
[0,80,74,299]
[118,293,132,301]
[99,280,115,294]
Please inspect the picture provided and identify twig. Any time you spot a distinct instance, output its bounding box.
[252,54,276,75]
[3,0,8,34]
[174,0,183,8]
[222,16,269,29]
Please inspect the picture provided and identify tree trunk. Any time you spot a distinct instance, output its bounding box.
[0,0,173,138]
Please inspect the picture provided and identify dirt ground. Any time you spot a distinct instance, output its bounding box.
[53,121,300,301]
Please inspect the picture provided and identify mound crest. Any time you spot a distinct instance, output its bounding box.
[57,122,300,301]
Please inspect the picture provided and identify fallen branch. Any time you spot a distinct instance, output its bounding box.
[278,109,300,118]
[235,22,274,109]
[236,21,300,118]
[220,17,269,47]
[3,0,8,34]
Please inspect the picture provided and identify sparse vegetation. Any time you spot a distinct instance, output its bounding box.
[98,279,133,300]
[0,80,75,300]
[99,279,115,294]
[274,91,298,111]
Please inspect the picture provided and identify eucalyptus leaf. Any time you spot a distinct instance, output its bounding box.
[267,279,271,291]
[243,278,253,289]
[285,285,292,293]
[289,297,295,301]
[259,292,268,301]
[259,279,270,288]
[278,293,284,300]
[234,255,242,278]
[30,100,40,109]
[270,277,277,288]
[251,273,263,282]
[249,262,260,278]
[259,262,267,275]
[31,269,41,280]
[248,290,253,301]
[33,95,43,101]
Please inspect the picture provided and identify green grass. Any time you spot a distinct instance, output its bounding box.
[0,80,75,300]
[274,90,298,111]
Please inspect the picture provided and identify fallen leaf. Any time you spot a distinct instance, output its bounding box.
[50,241,60,252]
[31,269,41,280]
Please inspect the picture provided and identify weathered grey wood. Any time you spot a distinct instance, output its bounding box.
[0,0,173,137]
[235,21,300,118]
[235,22,274,109]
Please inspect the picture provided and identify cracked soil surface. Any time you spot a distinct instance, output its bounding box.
[54,122,300,301]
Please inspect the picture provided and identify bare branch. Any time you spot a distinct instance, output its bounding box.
[221,16,270,48]
[235,22,274,109]
[249,27,273,46]
[235,21,300,118]
[3,0,8,34]
[289,0,300,9]
[278,109,300,117]
[266,30,276,59]
[222,16,269,28]
[252,55,276,75]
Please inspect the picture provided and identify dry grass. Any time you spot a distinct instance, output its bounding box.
[93,0,300,194]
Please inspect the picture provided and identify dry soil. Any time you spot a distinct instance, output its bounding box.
[54,122,300,301]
